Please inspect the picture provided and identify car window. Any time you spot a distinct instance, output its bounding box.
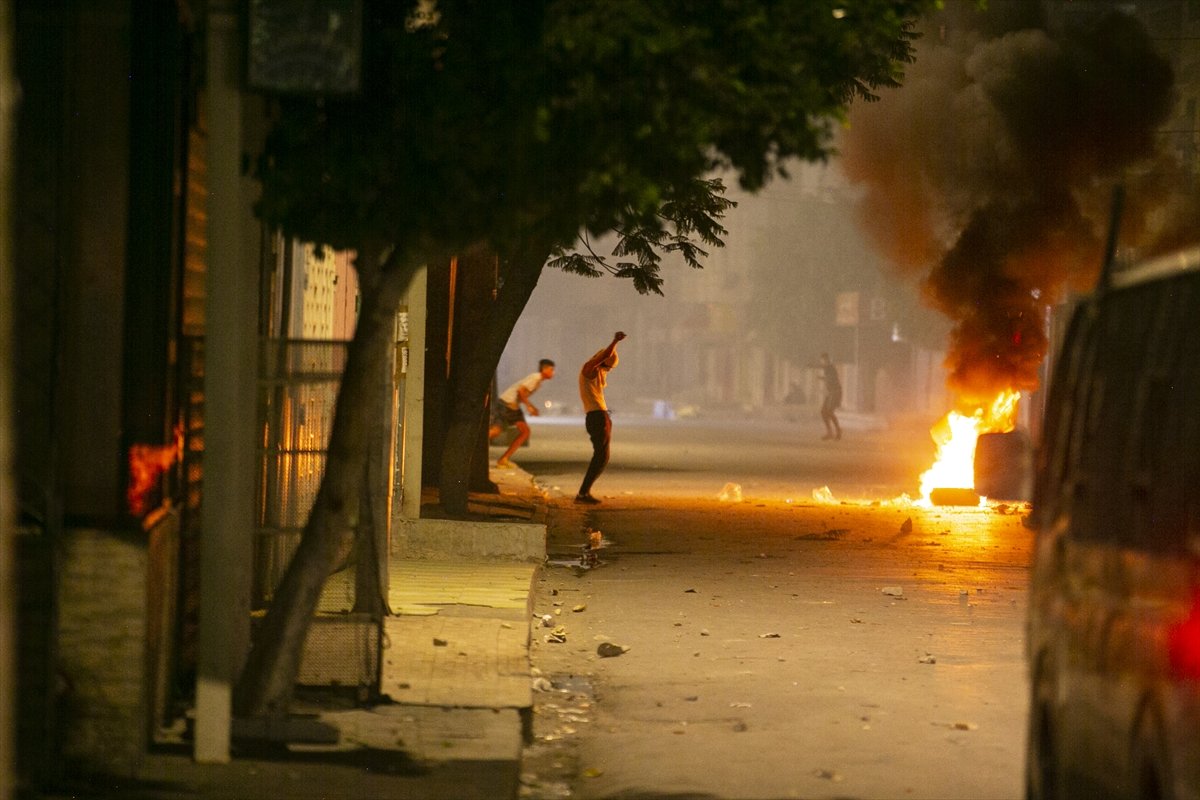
[1033,304,1092,528]
[1069,284,1159,543]
[1125,278,1183,550]
[1132,275,1200,553]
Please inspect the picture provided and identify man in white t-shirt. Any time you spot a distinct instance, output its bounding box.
[489,358,556,468]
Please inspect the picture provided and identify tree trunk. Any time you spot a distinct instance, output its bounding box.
[351,457,384,617]
[439,243,551,515]
[233,249,414,717]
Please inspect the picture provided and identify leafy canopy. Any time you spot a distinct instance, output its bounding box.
[254,0,933,288]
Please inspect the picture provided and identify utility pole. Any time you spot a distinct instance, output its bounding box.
[196,0,257,764]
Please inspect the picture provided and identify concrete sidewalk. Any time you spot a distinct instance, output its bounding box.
[31,466,547,800]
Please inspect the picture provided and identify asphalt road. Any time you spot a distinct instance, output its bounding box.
[511,413,1034,800]
[512,412,939,504]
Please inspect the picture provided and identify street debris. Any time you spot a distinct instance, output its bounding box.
[812,486,837,504]
[545,626,567,644]
[717,482,743,502]
[758,632,781,639]
[582,767,604,778]
[813,768,844,782]
[700,628,710,636]
[532,676,555,692]
[597,642,629,658]
[881,586,905,598]
[572,604,587,612]
[850,618,864,624]
[730,702,752,708]
[795,528,848,541]
[433,638,448,647]
[732,721,748,732]
[684,588,698,593]
[918,653,937,664]
[951,721,979,731]
[581,543,600,569]
[539,614,554,627]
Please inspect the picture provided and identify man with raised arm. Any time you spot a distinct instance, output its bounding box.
[575,331,626,504]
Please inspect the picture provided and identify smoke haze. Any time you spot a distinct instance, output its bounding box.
[840,3,1176,406]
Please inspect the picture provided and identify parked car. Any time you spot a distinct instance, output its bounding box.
[1026,246,1200,800]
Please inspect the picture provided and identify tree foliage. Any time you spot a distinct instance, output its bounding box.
[241,0,938,716]
[256,0,930,270]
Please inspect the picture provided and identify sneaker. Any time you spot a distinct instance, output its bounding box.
[574,494,601,505]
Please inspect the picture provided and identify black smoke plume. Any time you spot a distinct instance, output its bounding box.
[840,3,1176,406]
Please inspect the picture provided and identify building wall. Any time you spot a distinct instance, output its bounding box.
[14,0,205,784]
[56,529,149,777]
[60,3,131,518]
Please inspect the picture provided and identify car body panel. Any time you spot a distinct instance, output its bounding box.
[1027,247,1200,800]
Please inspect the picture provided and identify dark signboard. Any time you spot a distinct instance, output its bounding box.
[247,0,363,95]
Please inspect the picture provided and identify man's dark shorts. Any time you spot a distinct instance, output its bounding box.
[492,403,525,428]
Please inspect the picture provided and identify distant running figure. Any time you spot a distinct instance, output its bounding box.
[575,331,626,504]
[489,358,555,467]
[817,352,842,440]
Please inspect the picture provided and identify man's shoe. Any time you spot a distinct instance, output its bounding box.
[574,494,601,505]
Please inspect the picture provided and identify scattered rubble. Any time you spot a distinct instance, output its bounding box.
[717,482,743,502]
[812,486,837,504]
[881,586,905,598]
[597,642,629,658]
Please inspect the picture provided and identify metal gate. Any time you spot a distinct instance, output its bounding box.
[254,338,348,608]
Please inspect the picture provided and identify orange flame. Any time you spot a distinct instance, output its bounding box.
[918,390,1020,504]
[127,424,183,516]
